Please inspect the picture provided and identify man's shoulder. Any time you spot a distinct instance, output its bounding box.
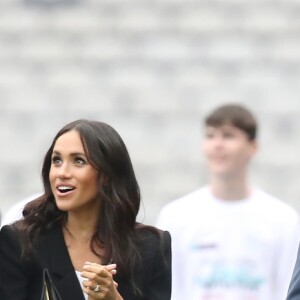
[156,186,211,231]
[253,188,299,221]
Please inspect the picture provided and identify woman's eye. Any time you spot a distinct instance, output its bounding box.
[52,156,62,165]
[74,157,86,165]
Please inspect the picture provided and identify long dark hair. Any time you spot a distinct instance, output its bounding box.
[18,119,149,292]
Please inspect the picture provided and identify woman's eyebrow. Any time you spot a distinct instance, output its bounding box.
[52,150,86,157]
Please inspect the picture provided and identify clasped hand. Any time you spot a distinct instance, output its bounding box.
[81,262,123,300]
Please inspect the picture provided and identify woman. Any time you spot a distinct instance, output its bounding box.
[0,120,171,300]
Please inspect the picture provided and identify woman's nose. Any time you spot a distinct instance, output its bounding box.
[56,162,71,178]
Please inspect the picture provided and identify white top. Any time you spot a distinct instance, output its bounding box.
[75,271,88,300]
[157,186,300,300]
[1,193,42,227]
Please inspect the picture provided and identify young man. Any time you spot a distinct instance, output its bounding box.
[157,104,300,300]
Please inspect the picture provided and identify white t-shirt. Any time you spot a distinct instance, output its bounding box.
[75,271,88,300]
[1,193,41,227]
[157,186,300,300]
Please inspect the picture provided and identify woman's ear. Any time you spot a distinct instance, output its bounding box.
[99,174,109,186]
[99,175,110,194]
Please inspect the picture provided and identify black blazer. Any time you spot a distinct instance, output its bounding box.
[0,224,171,300]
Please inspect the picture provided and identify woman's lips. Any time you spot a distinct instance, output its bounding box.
[56,184,76,196]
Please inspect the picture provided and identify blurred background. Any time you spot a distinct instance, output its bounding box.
[1,0,300,225]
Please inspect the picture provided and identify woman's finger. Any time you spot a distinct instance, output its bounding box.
[84,262,117,275]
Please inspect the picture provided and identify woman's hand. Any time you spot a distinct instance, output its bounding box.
[81,262,123,300]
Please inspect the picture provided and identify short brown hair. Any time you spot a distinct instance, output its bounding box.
[205,104,257,140]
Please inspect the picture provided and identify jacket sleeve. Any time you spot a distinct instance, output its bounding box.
[287,243,300,300]
[277,213,300,300]
[147,230,172,300]
[0,225,31,300]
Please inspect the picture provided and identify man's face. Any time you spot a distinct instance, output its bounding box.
[202,124,257,178]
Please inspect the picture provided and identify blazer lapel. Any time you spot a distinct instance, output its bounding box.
[37,225,85,300]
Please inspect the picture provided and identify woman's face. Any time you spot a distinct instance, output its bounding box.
[49,130,101,214]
